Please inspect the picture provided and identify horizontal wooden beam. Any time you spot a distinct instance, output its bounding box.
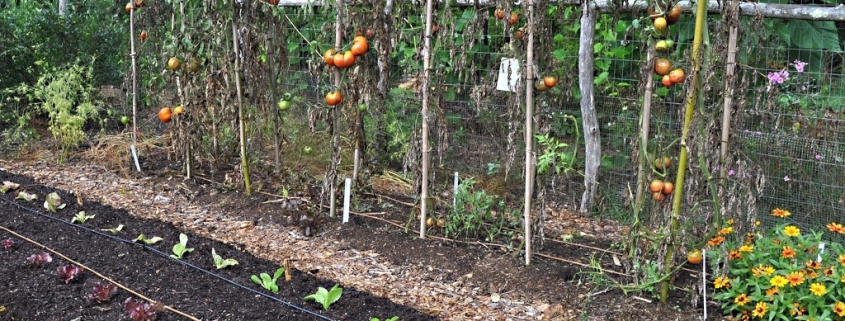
[274,0,845,21]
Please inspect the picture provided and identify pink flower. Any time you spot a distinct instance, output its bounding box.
[784,176,791,182]
[790,60,808,73]
[767,69,789,84]
[815,154,822,160]
[728,170,736,176]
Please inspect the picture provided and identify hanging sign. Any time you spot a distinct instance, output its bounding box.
[496,58,521,92]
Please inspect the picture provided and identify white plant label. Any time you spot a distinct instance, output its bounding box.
[496,58,521,92]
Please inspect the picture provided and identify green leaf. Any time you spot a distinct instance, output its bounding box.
[273,267,285,281]
[250,275,262,285]
[326,284,343,307]
[552,49,568,61]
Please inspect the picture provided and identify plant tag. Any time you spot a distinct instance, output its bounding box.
[342,178,352,224]
[496,58,521,92]
[817,242,825,262]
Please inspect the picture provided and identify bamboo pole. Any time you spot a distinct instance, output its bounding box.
[232,2,252,195]
[660,0,708,302]
[129,0,139,171]
[267,0,845,21]
[268,22,282,174]
[522,0,536,266]
[329,0,343,217]
[419,0,433,239]
[630,45,655,257]
[720,0,739,182]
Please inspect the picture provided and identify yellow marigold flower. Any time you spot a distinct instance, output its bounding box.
[835,302,845,317]
[806,260,822,270]
[786,271,804,287]
[726,219,735,225]
[752,302,768,318]
[714,276,730,289]
[739,244,754,253]
[784,225,800,237]
[755,220,761,226]
[782,246,796,259]
[770,275,788,288]
[735,293,751,306]
[763,265,775,276]
[708,236,725,247]
[771,208,791,218]
[790,302,806,316]
[827,222,844,233]
[809,282,827,296]
[718,226,733,236]
[729,250,742,260]
[839,254,845,266]
[841,274,845,283]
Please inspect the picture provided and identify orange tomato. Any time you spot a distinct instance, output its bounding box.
[508,13,519,26]
[654,58,672,76]
[158,107,172,123]
[687,249,703,264]
[662,182,675,195]
[324,49,336,66]
[543,76,558,88]
[351,37,368,56]
[661,75,673,87]
[515,28,524,40]
[333,52,345,68]
[650,179,664,193]
[341,50,356,68]
[140,31,147,42]
[653,192,666,202]
[494,8,505,20]
[669,68,685,84]
[666,5,682,25]
[325,91,342,106]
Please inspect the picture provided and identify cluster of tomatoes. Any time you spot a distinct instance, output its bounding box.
[493,8,524,40]
[158,105,184,123]
[649,156,675,202]
[649,3,685,87]
[323,35,369,106]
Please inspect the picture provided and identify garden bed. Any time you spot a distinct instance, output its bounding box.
[0,170,435,321]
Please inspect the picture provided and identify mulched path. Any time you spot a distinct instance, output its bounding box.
[0,169,436,321]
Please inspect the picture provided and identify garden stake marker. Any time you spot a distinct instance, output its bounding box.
[702,249,706,320]
[452,172,458,208]
[0,224,200,321]
[127,0,140,173]
[419,0,434,239]
[343,178,351,223]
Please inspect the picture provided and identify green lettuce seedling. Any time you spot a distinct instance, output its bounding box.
[134,234,163,245]
[44,192,66,212]
[170,233,194,259]
[251,267,285,293]
[370,317,399,321]
[211,248,238,269]
[0,181,19,194]
[16,191,37,201]
[71,211,95,224]
[304,284,343,311]
[101,224,124,235]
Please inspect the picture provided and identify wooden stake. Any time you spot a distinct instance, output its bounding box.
[523,0,536,266]
[419,0,433,239]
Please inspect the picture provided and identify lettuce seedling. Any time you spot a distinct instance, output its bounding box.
[101,224,124,235]
[44,192,66,212]
[170,233,194,259]
[1,238,13,251]
[27,252,52,267]
[71,211,95,224]
[211,248,238,270]
[16,191,37,201]
[88,282,118,303]
[134,234,163,245]
[124,298,163,321]
[304,284,343,311]
[251,267,285,293]
[58,264,83,284]
[370,317,399,321]
[0,181,19,193]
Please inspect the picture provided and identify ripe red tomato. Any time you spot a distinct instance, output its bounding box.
[669,68,685,84]
[687,250,703,264]
[661,75,673,87]
[325,91,342,106]
[351,36,368,56]
[140,30,147,42]
[158,107,172,123]
[494,8,505,20]
[666,5,682,25]
[650,179,664,193]
[508,13,519,26]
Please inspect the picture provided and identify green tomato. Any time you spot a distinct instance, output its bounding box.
[278,100,291,111]
[358,104,367,112]
[120,116,130,125]
[302,146,313,155]
[283,92,293,101]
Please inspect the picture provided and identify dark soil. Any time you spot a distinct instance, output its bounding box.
[0,170,437,321]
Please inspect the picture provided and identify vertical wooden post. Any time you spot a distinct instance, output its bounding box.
[129,0,139,166]
[720,0,739,181]
[419,0,434,239]
[523,0,536,266]
[578,0,599,214]
[232,1,252,195]
[329,0,343,217]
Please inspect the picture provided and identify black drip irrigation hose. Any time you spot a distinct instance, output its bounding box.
[0,197,336,321]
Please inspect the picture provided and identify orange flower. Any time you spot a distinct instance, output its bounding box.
[824,267,834,277]
[782,246,796,259]
[835,301,845,317]
[745,232,756,244]
[708,236,725,247]
[790,302,806,317]
[786,271,804,287]
[729,249,742,260]
[735,293,751,306]
[765,287,779,298]
[752,302,768,318]
[827,222,844,233]
[771,208,791,218]
[719,226,733,236]
[806,260,822,270]
[839,254,845,266]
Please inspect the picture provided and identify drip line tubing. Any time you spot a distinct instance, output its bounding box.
[0,196,336,321]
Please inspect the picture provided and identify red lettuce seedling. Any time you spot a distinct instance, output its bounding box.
[57,264,83,284]
[88,282,118,303]
[27,252,52,267]
[1,238,13,251]
[124,298,163,321]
